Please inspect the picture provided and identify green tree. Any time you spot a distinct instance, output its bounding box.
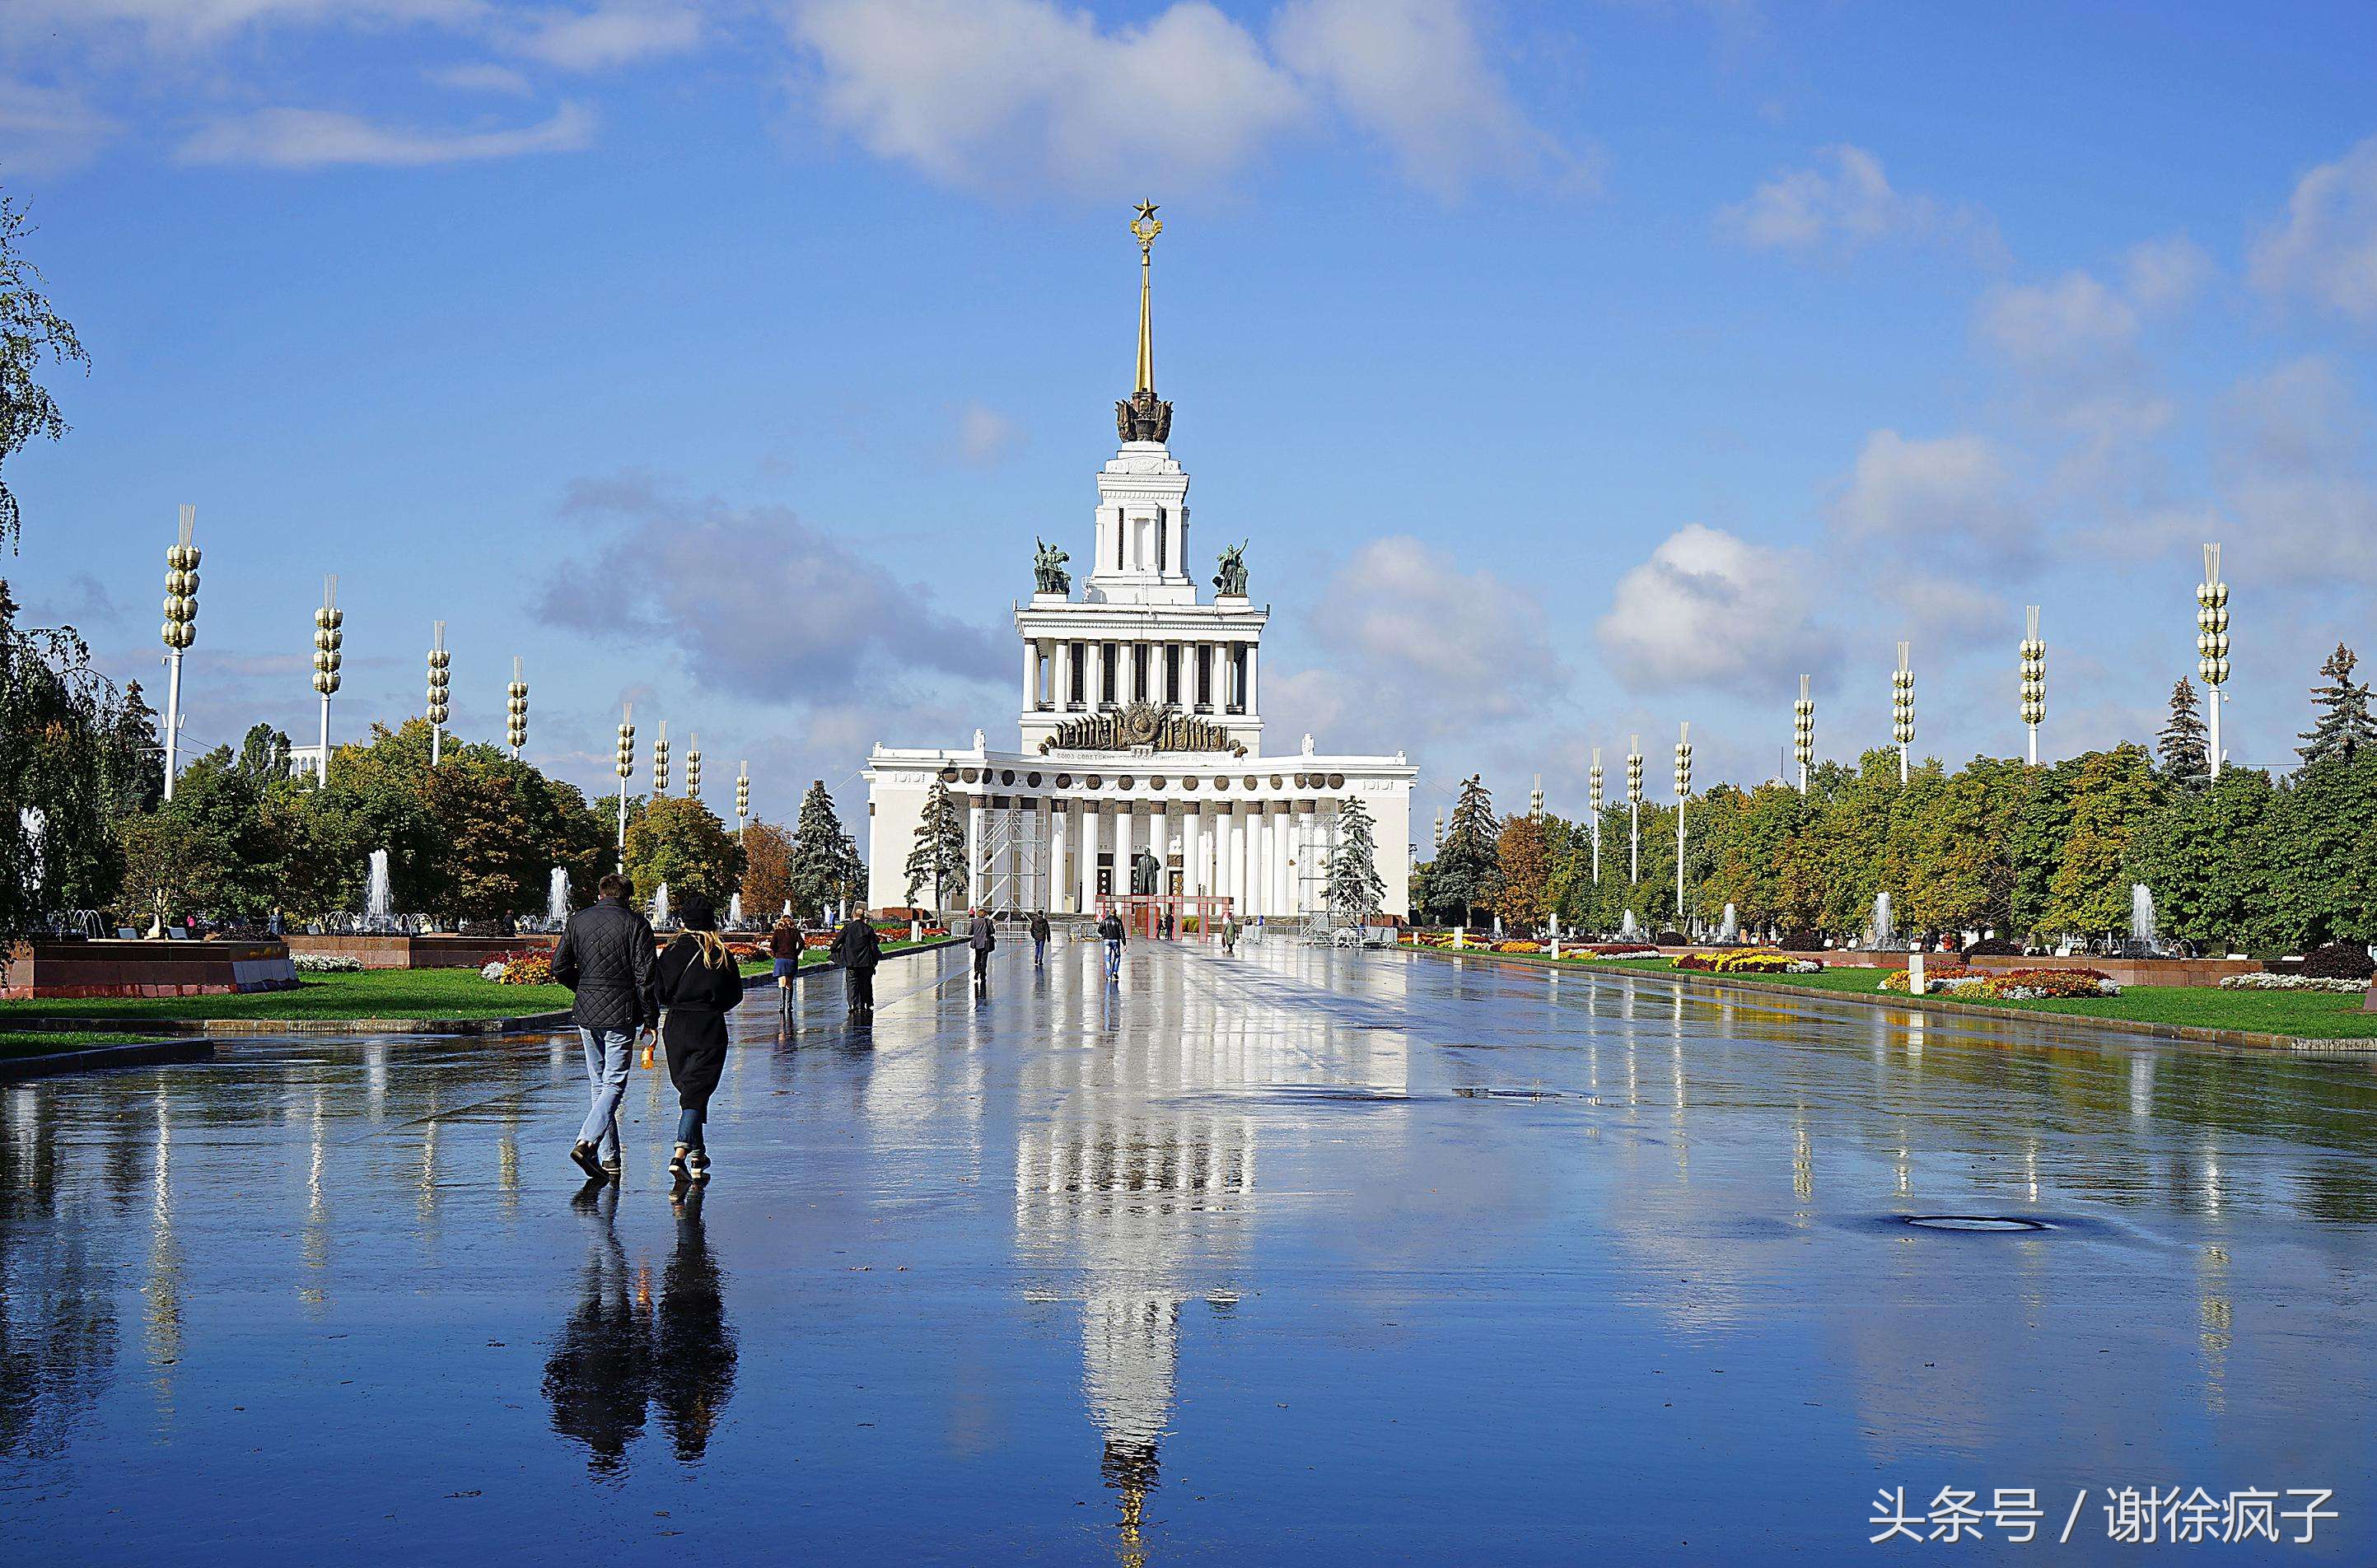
[2126,768,2280,954]
[1898,757,2024,938]
[624,794,745,912]
[904,780,967,911]
[157,746,282,922]
[2297,643,2376,767]
[1,192,88,551]
[1493,811,1551,930]
[2157,679,2208,786]
[423,749,590,923]
[1324,795,1386,923]
[1,583,137,937]
[1425,775,1501,925]
[788,780,864,916]
[2264,751,2377,948]
[2040,744,2162,937]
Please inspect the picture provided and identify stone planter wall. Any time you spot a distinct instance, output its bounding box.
[283,933,558,970]
[3,939,297,999]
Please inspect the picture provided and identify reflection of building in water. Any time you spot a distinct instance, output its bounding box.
[1013,953,1409,1556]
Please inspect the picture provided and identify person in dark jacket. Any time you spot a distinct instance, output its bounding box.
[969,909,996,992]
[654,893,745,1188]
[1098,908,1126,980]
[830,912,882,1018]
[767,916,801,1024]
[550,872,658,1184]
[1029,911,1050,968]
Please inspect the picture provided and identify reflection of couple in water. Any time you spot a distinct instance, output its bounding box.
[544,1185,738,1474]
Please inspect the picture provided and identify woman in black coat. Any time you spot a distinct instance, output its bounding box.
[655,893,745,1186]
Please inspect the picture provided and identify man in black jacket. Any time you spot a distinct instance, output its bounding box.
[968,909,996,992]
[550,872,658,1183]
[830,912,882,1019]
[1029,910,1050,968]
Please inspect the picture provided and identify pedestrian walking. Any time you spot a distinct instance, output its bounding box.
[655,893,745,1189]
[1222,913,1240,955]
[831,910,882,1019]
[550,871,658,1185]
[1098,908,1125,980]
[768,915,802,1024]
[1029,909,1050,968]
[969,908,997,992]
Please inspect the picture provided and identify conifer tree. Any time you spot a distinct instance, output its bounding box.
[1425,774,1502,925]
[2157,679,2208,786]
[787,779,863,917]
[1324,795,1386,924]
[904,779,968,911]
[2298,643,2377,767]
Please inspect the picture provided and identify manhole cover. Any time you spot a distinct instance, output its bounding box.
[1902,1215,2050,1233]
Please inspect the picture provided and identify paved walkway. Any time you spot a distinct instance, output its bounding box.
[3,936,2373,1561]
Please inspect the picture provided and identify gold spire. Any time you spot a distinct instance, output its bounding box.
[1131,199,1161,394]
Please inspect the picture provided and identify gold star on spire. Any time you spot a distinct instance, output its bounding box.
[1134,198,1159,223]
[1130,199,1163,394]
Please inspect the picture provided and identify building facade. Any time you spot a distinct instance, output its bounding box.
[863,207,1413,920]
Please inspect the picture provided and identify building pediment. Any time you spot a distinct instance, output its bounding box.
[1037,702,1246,757]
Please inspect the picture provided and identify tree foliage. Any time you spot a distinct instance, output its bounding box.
[787,780,863,917]
[1493,811,1550,928]
[2158,679,2208,786]
[1324,794,1386,923]
[1421,775,1501,925]
[624,794,745,913]
[0,193,87,552]
[2298,643,2376,768]
[904,780,968,911]
[739,819,796,922]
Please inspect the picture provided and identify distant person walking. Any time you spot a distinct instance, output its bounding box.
[1099,908,1125,980]
[655,893,744,1189]
[1222,914,1240,955]
[768,915,802,1022]
[969,909,997,992]
[1029,910,1050,968]
[551,872,658,1185]
[831,911,882,1020]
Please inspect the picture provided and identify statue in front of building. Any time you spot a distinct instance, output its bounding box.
[1032,537,1071,595]
[1130,848,1162,897]
[1214,541,1249,598]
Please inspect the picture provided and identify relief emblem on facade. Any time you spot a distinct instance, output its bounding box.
[1039,700,1246,756]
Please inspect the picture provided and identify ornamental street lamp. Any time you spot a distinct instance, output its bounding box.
[311,576,342,785]
[1431,809,1443,853]
[505,657,528,758]
[686,732,703,800]
[1792,675,1814,793]
[426,622,451,766]
[2020,606,2045,766]
[1626,735,1644,884]
[2197,544,2230,779]
[1588,748,1604,885]
[1891,642,1915,784]
[1529,774,1543,817]
[614,704,635,872]
[736,762,750,842]
[160,504,200,800]
[1673,722,1693,930]
[653,720,670,797]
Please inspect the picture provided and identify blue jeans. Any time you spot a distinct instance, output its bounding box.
[576,1028,634,1160]
[1104,939,1122,978]
[1033,936,1046,967]
[676,1103,705,1150]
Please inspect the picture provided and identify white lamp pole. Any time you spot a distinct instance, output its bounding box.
[1891,642,1915,784]
[686,732,703,800]
[1673,722,1693,930]
[1626,735,1643,884]
[425,621,450,766]
[311,575,342,785]
[2020,607,2045,766]
[736,762,750,842]
[505,657,528,759]
[1793,674,1814,793]
[2197,544,2230,778]
[159,504,200,800]
[614,704,635,872]
[1587,749,1604,884]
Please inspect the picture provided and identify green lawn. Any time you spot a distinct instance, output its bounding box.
[1420,950,2377,1042]
[0,940,946,1027]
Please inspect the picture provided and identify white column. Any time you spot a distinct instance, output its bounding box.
[966,795,985,909]
[1182,804,1203,897]
[1114,804,1135,903]
[1034,796,1053,912]
[1269,805,1289,917]
[1079,801,1101,912]
[1245,642,1259,716]
[1296,803,1317,917]
[1150,802,1170,898]
[1022,642,1036,711]
[1245,804,1266,918]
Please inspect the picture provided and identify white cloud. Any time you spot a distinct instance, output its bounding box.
[1271,0,1561,198]
[953,400,1023,468]
[1595,524,1836,694]
[177,100,595,166]
[1977,270,2137,372]
[427,61,532,94]
[535,471,1006,699]
[2249,132,2377,324]
[786,0,1305,194]
[2214,356,2377,581]
[0,1,488,51]
[1829,429,2025,555]
[0,79,123,175]
[2122,233,2212,312]
[512,1,703,71]
[1719,144,1996,258]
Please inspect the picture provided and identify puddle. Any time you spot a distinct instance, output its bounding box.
[1900,1215,2053,1234]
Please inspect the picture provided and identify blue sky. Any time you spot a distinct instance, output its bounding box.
[4,1,2376,848]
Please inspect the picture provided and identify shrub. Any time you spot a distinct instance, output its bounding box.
[1985,967,2118,999]
[1775,930,1824,952]
[293,952,363,973]
[1654,930,1687,945]
[1962,938,2023,957]
[2300,941,2376,981]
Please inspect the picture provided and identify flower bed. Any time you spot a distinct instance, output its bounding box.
[293,952,364,974]
[1576,944,1662,959]
[1676,950,1824,975]
[484,949,553,986]
[2219,973,2369,993]
[1882,964,2119,999]
[1495,940,1542,954]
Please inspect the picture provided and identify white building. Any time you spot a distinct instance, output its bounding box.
[863,206,1413,920]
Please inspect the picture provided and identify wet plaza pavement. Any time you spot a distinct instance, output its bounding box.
[4,938,2375,1563]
